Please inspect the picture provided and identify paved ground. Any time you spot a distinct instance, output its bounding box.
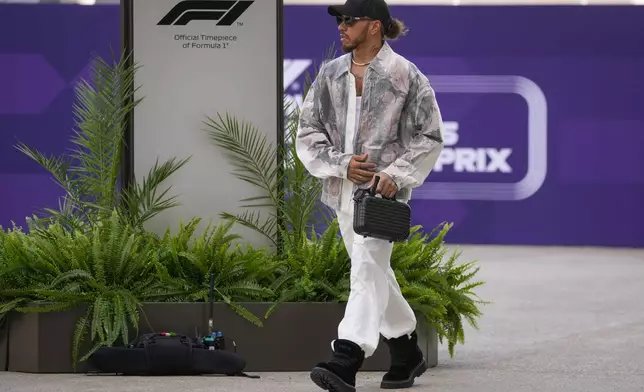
[1,245,643,392]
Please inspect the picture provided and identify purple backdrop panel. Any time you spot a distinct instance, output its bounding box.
[1,4,643,247]
[284,5,644,247]
[0,4,120,228]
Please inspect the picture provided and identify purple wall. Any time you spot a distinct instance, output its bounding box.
[0,4,121,227]
[1,4,643,247]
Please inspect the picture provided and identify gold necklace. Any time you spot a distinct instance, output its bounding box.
[351,55,370,67]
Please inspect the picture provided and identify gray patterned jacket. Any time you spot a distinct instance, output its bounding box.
[295,42,444,211]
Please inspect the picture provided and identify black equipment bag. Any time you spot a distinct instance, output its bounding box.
[87,274,258,378]
[87,332,249,376]
[353,175,411,242]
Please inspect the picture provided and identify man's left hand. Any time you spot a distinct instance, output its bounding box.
[369,172,398,199]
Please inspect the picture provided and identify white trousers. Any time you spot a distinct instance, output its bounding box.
[335,201,417,358]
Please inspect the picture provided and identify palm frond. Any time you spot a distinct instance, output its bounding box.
[203,113,280,200]
[118,157,191,229]
[13,50,188,233]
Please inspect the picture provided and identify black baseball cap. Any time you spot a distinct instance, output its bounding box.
[328,0,392,26]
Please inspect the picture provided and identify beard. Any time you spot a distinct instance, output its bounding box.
[340,25,369,53]
[341,42,357,53]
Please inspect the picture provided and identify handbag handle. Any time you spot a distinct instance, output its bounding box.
[370,175,397,200]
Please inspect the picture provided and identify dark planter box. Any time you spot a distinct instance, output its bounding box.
[7,302,438,373]
[0,316,8,371]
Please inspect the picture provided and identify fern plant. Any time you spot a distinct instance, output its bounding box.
[0,223,41,329]
[392,223,487,357]
[151,219,279,326]
[265,219,350,318]
[1,210,180,368]
[14,51,189,233]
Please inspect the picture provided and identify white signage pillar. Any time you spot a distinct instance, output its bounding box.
[121,0,282,248]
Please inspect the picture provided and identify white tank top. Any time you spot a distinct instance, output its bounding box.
[346,96,361,155]
[355,96,361,133]
[340,96,361,213]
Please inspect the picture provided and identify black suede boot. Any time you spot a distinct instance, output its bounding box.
[380,331,428,389]
[310,339,365,392]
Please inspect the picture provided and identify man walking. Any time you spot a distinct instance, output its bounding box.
[295,0,445,390]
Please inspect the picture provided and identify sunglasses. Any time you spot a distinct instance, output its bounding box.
[335,15,373,27]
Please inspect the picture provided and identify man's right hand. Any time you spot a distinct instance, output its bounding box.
[347,153,376,184]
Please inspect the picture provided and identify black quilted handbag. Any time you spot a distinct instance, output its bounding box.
[353,175,411,242]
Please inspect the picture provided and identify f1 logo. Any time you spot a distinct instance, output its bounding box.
[157,0,253,26]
